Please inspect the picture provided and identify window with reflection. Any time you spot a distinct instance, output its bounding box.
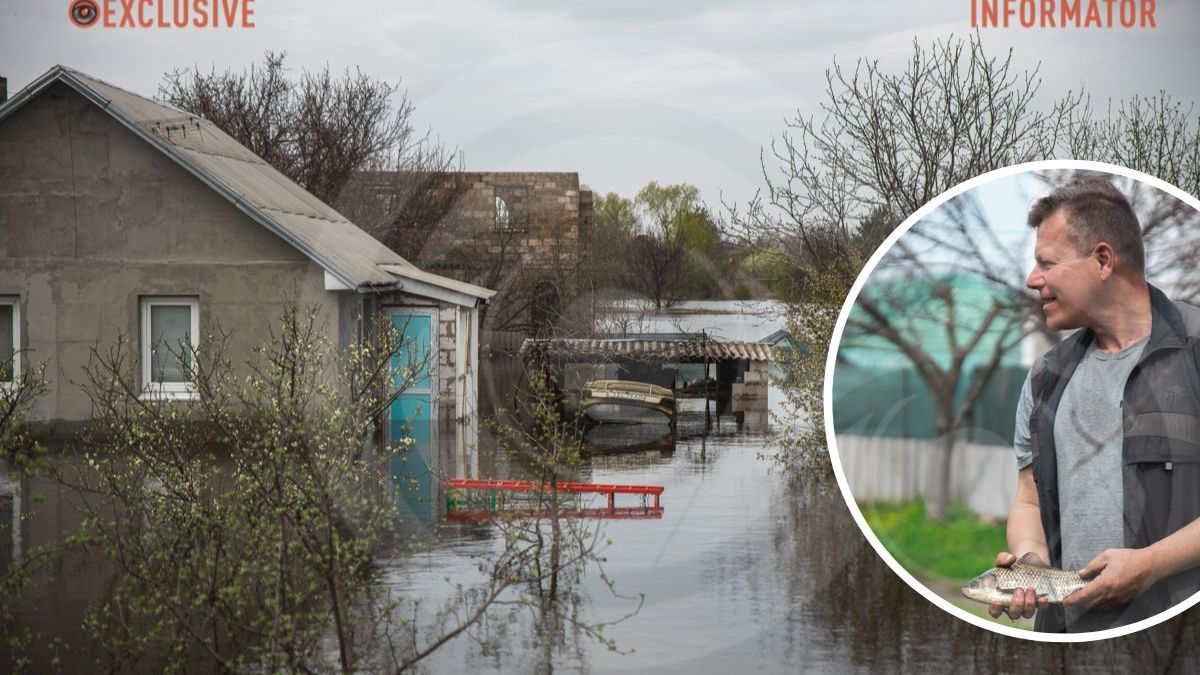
[141,297,199,398]
[493,186,528,230]
[495,195,511,229]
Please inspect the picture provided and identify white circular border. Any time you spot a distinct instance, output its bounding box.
[823,159,1200,642]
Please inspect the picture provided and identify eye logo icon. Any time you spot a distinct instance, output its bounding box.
[70,0,98,27]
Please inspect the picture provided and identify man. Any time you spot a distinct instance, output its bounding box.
[991,176,1200,632]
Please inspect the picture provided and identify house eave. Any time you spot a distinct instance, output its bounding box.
[361,274,490,307]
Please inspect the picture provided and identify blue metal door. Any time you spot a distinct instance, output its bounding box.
[388,310,436,521]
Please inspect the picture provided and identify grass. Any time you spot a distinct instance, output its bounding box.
[862,500,1033,629]
[861,500,1006,582]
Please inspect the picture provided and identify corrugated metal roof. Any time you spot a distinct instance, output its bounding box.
[0,65,493,302]
[378,263,496,301]
[62,67,406,287]
[520,338,778,363]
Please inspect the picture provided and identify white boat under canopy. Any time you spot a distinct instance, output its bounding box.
[580,380,676,426]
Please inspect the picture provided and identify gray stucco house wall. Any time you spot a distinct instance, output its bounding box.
[0,66,494,435]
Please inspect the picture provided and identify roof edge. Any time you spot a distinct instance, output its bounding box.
[369,279,490,309]
[0,65,68,127]
[377,263,497,305]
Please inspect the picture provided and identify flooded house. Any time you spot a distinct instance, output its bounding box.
[0,65,494,454]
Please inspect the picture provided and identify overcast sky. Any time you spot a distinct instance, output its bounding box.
[2,0,1198,210]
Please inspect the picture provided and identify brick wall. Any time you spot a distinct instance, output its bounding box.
[346,171,593,335]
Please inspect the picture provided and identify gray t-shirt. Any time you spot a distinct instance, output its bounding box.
[1013,335,1148,632]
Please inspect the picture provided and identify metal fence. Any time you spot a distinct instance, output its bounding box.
[481,330,524,354]
[832,363,1026,446]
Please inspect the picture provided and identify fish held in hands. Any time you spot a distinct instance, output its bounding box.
[962,553,1087,606]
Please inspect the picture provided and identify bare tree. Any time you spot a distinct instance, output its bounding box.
[892,95,1199,309]
[729,33,1198,483]
[623,233,686,311]
[725,34,1081,475]
[337,169,471,260]
[473,229,546,334]
[727,34,1083,275]
[160,51,428,205]
[843,219,1034,521]
[1069,93,1200,194]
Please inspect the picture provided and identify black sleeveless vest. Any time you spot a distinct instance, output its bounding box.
[1028,285,1200,632]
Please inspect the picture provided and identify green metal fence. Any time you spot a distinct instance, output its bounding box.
[832,362,1026,447]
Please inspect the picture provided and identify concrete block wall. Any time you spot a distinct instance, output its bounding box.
[438,304,456,411]
[416,172,587,267]
[733,361,769,402]
[414,172,592,332]
[835,435,1019,519]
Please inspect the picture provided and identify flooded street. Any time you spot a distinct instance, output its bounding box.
[6,301,1200,672]
[392,400,796,673]
[389,398,1200,673]
[383,300,800,672]
[389,301,1200,672]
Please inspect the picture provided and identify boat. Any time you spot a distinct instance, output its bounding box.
[579,380,676,427]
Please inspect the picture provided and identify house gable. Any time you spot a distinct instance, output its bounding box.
[0,82,339,424]
[0,82,311,266]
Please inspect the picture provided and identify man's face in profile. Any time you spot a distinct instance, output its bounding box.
[1026,209,1101,331]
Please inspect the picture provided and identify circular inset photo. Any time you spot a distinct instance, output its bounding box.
[825,160,1200,641]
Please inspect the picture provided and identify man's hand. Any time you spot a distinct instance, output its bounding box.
[987,552,1050,621]
[1064,548,1157,608]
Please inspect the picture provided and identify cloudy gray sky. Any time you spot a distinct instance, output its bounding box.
[2,0,1197,209]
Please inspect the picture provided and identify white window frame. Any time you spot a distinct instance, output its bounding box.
[140,296,199,400]
[0,297,18,387]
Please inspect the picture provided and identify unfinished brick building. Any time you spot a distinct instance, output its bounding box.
[340,171,594,336]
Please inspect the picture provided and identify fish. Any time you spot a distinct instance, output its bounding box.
[961,553,1088,607]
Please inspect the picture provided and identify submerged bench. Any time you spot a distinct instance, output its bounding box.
[443,478,664,512]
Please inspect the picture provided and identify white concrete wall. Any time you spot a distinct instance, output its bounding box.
[835,435,1020,519]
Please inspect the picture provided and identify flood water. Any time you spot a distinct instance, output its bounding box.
[6,301,1200,672]
[391,399,792,673]
[382,301,1200,673]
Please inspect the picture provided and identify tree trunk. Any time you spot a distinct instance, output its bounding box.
[926,426,956,523]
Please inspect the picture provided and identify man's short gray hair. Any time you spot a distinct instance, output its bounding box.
[1027,177,1145,276]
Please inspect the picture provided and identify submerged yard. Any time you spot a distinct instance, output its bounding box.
[2,303,1199,671]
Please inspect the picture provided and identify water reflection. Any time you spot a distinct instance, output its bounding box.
[0,465,117,670]
[584,422,675,455]
[393,394,780,672]
[391,446,435,522]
